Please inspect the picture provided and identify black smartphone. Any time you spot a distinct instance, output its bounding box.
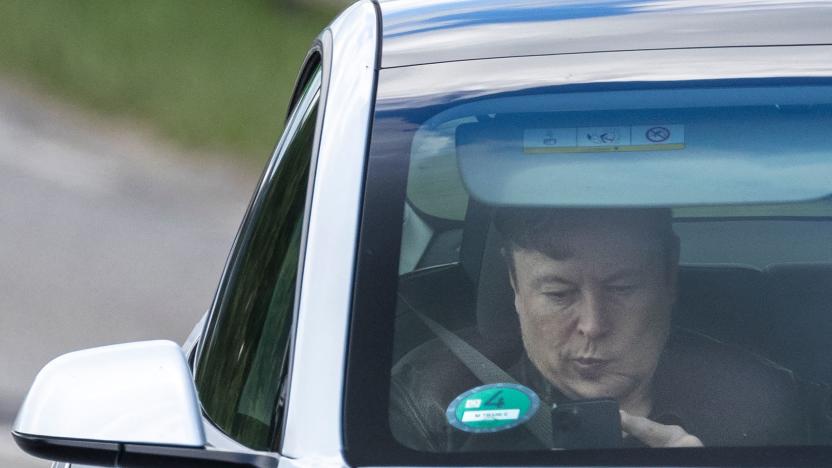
[551,398,622,449]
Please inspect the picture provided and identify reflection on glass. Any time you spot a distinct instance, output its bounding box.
[383,80,832,454]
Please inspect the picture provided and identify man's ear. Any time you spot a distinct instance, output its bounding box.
[502,246,525,317]
[501,246,518,293]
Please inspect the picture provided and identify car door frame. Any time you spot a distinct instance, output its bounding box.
[189,23,326,464]
[187,0,379,465]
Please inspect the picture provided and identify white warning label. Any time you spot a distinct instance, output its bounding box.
[461,409,521,422]
[524,124,685,154]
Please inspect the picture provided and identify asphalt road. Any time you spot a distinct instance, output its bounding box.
[0,81,260,466]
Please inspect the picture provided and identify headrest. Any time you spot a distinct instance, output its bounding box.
[460,200,493,285]
[474,220,521,342]
[764,263,832,293]
[673,264,766,351]
[460,199,520,341]
[761,263,832,381]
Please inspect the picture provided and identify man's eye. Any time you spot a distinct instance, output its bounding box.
[609,284,636,294]
[543,290,574,302]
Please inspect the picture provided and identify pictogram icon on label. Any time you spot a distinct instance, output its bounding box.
[645,126,671,142]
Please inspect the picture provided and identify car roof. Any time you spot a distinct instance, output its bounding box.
[377,0,832,68]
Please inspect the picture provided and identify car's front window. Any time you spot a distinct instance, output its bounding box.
[346,57,832,465]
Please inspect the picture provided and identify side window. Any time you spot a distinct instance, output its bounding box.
[194,65,322,450]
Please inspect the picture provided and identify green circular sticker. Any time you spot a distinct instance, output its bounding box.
[446,383,540,433]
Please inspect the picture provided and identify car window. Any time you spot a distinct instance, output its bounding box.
[346,67,832,465]
[193,65,321,451]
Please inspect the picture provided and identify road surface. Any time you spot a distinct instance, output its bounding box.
[0,80,260,466]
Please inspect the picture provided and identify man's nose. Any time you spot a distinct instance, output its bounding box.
[576,292,609,339]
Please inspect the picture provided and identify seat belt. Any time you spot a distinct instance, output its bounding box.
[403,300,553,447]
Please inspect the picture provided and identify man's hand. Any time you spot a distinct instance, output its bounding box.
[619,410,703,447]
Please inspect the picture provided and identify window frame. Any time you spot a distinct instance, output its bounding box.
[192,47,326,453]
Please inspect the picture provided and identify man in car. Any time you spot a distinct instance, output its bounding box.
[391,207,807,451]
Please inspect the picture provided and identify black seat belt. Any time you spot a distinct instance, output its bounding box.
[403,300,552,447]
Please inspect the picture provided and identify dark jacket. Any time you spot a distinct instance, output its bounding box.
[390,329,808,452]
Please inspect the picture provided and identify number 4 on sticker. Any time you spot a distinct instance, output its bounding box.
[484,390,505,408]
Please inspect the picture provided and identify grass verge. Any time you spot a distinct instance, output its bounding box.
[0,0,340,160]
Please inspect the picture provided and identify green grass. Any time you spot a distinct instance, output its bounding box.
[0,0,340,160]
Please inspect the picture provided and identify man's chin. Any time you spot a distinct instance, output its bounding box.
[559,375,631,401]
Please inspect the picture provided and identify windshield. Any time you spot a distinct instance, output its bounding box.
[346,56,832,466]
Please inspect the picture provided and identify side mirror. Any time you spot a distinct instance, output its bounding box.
[11,341,276,467]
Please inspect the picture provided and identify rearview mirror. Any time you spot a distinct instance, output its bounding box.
[453,86,832,207]
[12,340,276,467]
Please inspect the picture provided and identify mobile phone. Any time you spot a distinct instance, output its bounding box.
[551,398,622,449]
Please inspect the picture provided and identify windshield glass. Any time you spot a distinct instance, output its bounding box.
[347,61,832,465]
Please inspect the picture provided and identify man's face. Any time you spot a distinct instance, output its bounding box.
[507,212,676,403]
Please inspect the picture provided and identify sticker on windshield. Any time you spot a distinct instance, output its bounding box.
[524,125,685,153]
[446,383,540,433]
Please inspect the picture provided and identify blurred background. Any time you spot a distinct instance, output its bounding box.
[0,1,348,465]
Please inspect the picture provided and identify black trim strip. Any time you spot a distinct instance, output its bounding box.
[12,432,278,468]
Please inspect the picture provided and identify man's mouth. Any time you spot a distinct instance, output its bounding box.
[572,357,610,375]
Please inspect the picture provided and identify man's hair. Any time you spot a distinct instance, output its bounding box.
[493,207,677,268]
